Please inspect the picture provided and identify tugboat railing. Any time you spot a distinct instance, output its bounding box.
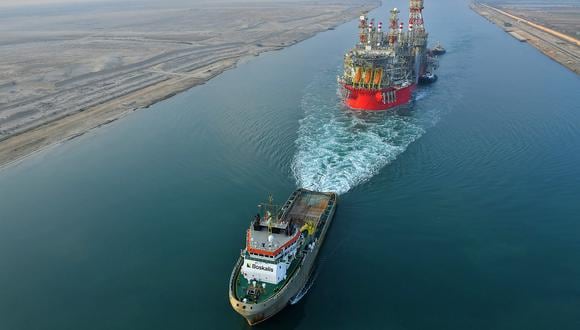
[229,257,243,298]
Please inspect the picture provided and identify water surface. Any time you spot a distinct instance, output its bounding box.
[1,0,580,329]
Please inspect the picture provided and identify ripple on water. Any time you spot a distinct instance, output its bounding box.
[291,73,442,194]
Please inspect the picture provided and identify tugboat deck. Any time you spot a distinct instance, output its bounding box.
[284,192,330,226]
[234,257,301,304]
[233,190,336,304]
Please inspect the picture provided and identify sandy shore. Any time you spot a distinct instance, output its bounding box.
[0,0,378,169]
[471,2,580,74]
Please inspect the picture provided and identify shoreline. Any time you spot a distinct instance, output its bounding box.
[0,56,239,170]
[0,1,379,170]
[470,2,580,75]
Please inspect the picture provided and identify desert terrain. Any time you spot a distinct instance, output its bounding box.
[496,3,580,39]
[471,1,580,74]
[0,0,378,168]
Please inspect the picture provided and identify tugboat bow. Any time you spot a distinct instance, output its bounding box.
[229,189,337,325]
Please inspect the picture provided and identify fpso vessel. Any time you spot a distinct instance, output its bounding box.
[229,189,337,325]
[339,0,438,111]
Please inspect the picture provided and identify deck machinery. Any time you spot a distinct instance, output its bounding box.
[339,0,438,110]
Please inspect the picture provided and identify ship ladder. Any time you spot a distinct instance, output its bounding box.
[382,90,397,104]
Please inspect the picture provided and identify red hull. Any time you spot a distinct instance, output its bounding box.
[342,83,416,111]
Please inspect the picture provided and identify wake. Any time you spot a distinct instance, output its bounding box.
[289,270,318,305]
[291,74,439,194]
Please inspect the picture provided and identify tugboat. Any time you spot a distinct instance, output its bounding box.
[229,189,337,325]
[418,50,439,85]
[431,41,446,55]
[418,71,438,84]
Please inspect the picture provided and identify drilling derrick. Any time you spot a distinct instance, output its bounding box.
[358,14,368,45]
[408,0,428,49]
[387,8,400,48]
[408,0,428,79]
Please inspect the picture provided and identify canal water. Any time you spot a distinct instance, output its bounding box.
[1,0,579,329]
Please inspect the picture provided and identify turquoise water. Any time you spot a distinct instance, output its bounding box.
[1,0,580,329]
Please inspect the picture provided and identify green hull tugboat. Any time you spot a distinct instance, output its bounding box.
[228,189,337,325]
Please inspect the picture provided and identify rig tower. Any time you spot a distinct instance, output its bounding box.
[387,8,400,48]
[358,13,369,45]
[408,0,428,48]
[408,0,428,79]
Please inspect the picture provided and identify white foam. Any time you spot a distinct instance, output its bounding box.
[291,75,437,194]
[289,270,317,305]
[415,89,429,101]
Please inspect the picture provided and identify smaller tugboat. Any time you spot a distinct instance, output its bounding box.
[431,41,446,55]
[229,189,337,325]
[419,72,438,84]
[419,48,439,85]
